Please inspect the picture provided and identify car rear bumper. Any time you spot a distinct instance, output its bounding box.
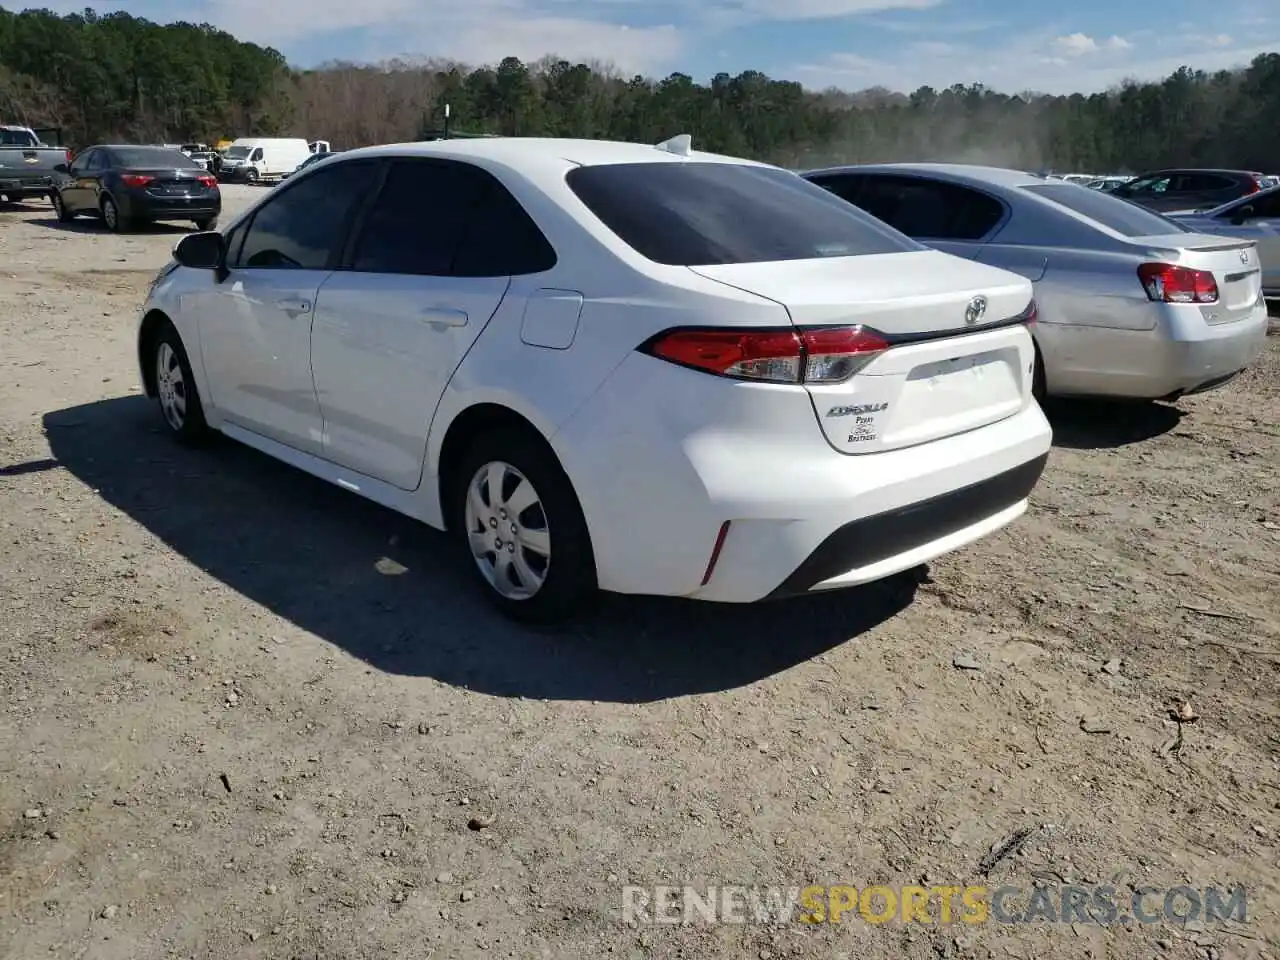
[552,352,1053,603]
[1036,299,1269,399]
[117,191,221,222]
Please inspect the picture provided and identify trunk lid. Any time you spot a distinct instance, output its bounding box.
[689,250,1037,454]
[129,167,213,198]
[1136,233,1262,321]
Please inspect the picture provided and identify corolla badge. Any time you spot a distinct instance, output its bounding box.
[965,295,987,325]
[827,402,888,417]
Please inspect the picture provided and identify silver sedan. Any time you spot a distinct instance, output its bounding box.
[802,163,1270,401]
[1168,185,1280,297]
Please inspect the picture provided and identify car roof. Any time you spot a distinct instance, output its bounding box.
[344,136,764,171]
[802,162,1048,190]
[1131,168,1261,177]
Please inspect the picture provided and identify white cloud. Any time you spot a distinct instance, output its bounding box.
[1052,32,1098,57]
[790,29,1280,94]
[445,18,685,73]
[727,0,940,19]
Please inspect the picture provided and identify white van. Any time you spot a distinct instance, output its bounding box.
[218,137,317,183]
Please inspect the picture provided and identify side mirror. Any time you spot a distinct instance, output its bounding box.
[173,231,224,270]
[1230,205,1254,226]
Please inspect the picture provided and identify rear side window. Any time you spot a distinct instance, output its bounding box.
[850,175,1004,240]
[1021,183,1188,237]
[234,158,381,270]
[1176,173,1234,192]
[350,159,555,276]
[565,162,919,266]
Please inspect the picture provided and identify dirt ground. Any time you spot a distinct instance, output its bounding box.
[1,187,1278,960]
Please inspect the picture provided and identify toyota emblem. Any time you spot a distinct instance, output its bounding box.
[1239,248,1250,263]
[965,296,987,326]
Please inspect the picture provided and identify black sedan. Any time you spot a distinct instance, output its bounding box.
[51,144,221,232]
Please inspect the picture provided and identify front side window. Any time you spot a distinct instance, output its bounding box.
[1126,176,1171,195]
[1219,188,1280,220]
[233,159,381,270]
[565,162,919,266]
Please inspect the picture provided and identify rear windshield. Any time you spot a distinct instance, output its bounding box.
[565,162,921,265]
[1022,182,1187,237]
[112,147,199,168]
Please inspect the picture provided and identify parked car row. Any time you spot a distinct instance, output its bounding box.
[132,134,1268,624]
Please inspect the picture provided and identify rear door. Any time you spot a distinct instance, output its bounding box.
[311,158,549,489]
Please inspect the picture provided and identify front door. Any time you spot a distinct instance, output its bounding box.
[193,158,383,452]
[61,148,96,212]
[311,158,556,489]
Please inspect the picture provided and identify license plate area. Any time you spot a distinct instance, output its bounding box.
[1221,270,1260,312]
[882,349,1022,446]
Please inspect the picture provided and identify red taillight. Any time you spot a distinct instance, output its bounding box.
[196,174,216,188]
[642,326,889,383]
[1137,262,1218,304]
[120,174,153,188]
[65,149,73,165]
[1021,299,1037,326]
[1246,178,1261,194]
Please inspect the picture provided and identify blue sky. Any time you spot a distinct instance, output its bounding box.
[32,0,1280,94]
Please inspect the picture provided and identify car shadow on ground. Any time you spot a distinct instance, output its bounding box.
[38,396,919,703]
[27,216,195,235]
[1043,398,1184,449]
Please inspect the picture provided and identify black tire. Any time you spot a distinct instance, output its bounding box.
[150,322,210,445]
[450,427,596,623]
[101,195,129,232]
[244,167,259,183]
[193,217,217,231]
[52,190,74,222]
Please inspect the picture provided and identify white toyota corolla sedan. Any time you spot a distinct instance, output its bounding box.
[137,135,1052,622]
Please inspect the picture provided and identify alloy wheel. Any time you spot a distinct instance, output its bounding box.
[155,341,187,431]
[463,460,551,600]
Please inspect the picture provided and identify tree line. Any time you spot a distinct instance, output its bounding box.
[1,5,1278,173]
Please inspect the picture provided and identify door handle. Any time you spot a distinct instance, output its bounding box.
[421,307,468,328]
[275,297,311,314]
